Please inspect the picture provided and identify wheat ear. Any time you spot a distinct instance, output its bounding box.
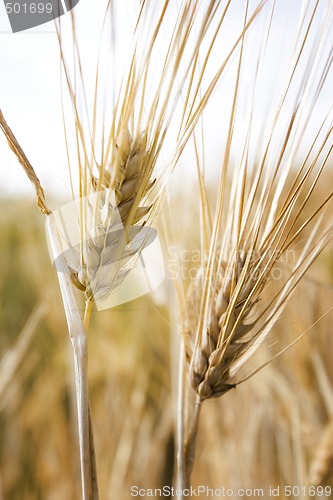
[187,251,263,400]
[69,128,154,306]
[175,0,333,491]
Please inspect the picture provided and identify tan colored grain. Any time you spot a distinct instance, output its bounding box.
[185,249,264,400]
[72,127,155,303]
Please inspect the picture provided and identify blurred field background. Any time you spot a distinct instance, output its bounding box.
[1,184,333,499]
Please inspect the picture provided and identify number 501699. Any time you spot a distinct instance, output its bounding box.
[5,3,53,14]
[285,485,332,497]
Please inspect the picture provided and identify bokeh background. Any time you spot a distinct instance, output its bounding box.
[1,195,333,499]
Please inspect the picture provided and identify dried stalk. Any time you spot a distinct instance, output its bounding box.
[46,215,98,500]
[177,342,202,495]
[0,110,50,216]
[176,341,186,496]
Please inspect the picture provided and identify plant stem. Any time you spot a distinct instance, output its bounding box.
[184,397,202,488]
[84,300,99,500]
[176,339,202,497]
[176,340,186,498]
[46,215,97,499]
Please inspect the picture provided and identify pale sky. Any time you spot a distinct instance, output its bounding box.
[0,0,111,200]
[0,0,332,205]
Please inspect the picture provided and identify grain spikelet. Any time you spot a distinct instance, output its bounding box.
[186,249,263,400]
[71,127,155,303]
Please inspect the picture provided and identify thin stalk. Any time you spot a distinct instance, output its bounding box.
[0,110,51,216]
[88,404,98,499]
[46,215,97,500]
[176,339,186,498]
[184,397,202,488]
[84,300,99,500]
[176,338,202,496]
